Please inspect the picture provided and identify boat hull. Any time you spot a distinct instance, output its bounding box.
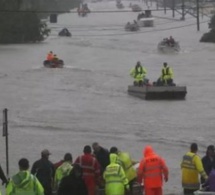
[43,60,64,68]
[128,85,187,100]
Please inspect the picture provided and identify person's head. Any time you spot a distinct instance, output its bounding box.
[170,36,172,39]
[136,61,141,66]
[50,51,53,54]
[109,146,118,154]
[92,142,100,152]
[190,143,198,153]
[41,149,51,159]
[71,164,83,178]
[19,158,29,171]
[206,145,215,157]
[83,145,92,154]
[64,153,73,162]
[163,62,168,67]
[143,145,154,157]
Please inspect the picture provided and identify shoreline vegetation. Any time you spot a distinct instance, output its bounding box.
[0,0,80,43]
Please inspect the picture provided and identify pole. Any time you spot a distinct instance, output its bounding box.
[181,0,185,20]
[172,0,175,18]
[196,0,200,31]
[164,0,166,14]
[3,108,9,176]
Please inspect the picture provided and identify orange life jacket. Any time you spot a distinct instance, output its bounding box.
[47,53,53,61]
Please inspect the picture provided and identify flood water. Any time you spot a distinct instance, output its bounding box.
[0,1,215,194]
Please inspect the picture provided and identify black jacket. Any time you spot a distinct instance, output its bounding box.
[0,165,7,184]
[57,171,88,195]
[31,158,55,195]
[201,155,215,183]
[94,147,110,173]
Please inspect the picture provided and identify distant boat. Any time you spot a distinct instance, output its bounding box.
[131,4,142,12]
[43,59,64,68]
[157,40,180,53]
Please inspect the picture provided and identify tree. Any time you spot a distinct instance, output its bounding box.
[200,14,215,43]
[0,0,50,43]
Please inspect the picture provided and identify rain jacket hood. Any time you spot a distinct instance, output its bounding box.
[109,153,118,164]
[11,171,32,189]
[143,145,154,157]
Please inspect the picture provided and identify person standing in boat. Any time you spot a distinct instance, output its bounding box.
[181,143,208,195]
[130,61,147,86]
[157,62,174,86]
[138,145,169,195]
[168,36,175,46]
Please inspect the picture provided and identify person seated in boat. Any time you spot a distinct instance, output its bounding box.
[63,28,69,33]
[52,54,59,62]
[133,20,137,24]
[46,51,54,61]
[168,36,175,46]
[156,62,174,86]
[163,38,169,45]
[130,61,148,86]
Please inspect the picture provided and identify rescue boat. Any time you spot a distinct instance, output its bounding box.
[157,40,180,53]
[127,85,187,100]
[43,60,64,68]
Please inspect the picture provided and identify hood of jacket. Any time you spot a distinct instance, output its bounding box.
[109,153,118,164]
[11,171,32,189]
[143,145,155,158]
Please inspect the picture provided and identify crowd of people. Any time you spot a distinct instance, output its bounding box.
[130,61,174,87]
[0,142,215,195]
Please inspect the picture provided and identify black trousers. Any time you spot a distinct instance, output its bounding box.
[184,188,198,195]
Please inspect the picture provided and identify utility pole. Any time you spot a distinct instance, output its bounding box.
[3,108,9,176]
[196,0,200,31]
[181,0,185,20]
[172,0,175,18]
[164,0,166,14]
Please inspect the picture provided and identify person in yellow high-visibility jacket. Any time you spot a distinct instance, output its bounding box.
[181,143,208,195]
[130,61,147,86]
[103,153,129,195]
[110,147,138,192]
[54,153,73,192]
[160,62,174,85]
[6,158,44,195]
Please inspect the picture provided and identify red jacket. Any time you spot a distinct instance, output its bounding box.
[74,153,101,183]
[138,145,169,188]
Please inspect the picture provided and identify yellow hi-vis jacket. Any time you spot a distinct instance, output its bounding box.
[6,170,44,195]
[130,66,147,82]
[118,152,137,182]
[181,152,208,190]
[54,162,73,190]
[161,66,174,80]
[103,154,129,195]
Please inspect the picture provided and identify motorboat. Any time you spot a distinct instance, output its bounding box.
[127,85,187,100]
